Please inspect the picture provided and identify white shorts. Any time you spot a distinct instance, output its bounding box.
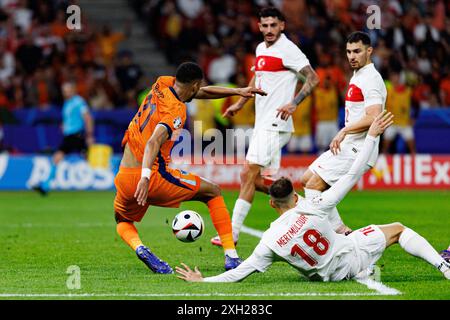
[246,129,291,176]
[315,121,339,150]
[345,225,386,279]
[384,125,414,141]
[309,143,372,186]
[287,134,312,153]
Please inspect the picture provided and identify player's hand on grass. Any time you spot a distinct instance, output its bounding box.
[368,110,394,137]
[236,87,267,98]
[276,102,297,121]
[329,129,347,155]
[176,263,204,282]
[134,177,150,206]
[223,102,244,118]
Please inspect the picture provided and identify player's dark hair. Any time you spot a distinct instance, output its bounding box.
[269,177,294,199]
[347,31,371,46]
[258,7,285,22]
[175,62,204,84]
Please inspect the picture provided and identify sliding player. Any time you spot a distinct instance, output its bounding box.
[176,112,450,282]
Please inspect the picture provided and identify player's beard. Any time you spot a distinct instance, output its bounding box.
[264,32,280,45]
[350,55,368,70]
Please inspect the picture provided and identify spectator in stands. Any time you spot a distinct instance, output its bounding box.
[228,73,255,152]
[32,82,95,196]
[0,38,14,86]
[98,23,129,66]
[207,46,236,84]
[33,24,65,62]
[50,9,70,39]
[15,33,43,75]
[383,71,416,155]
[439,72,450,107]
[314,74,339,154]
[176,0,204,19]
[11,0,32,33]
[88,79,114,111]
[115,50,143,105]
[287,92,313,154]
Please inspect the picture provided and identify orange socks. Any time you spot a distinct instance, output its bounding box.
[207,196,235,251]
[116,222,143,251]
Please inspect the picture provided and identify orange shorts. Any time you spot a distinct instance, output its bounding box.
[113,166,201,222]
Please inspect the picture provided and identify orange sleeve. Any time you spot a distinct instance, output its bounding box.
[156,97,186,139]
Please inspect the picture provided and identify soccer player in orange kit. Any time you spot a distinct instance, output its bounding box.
[114,62,266,273]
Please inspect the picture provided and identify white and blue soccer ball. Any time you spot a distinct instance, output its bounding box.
[172,210,204,242]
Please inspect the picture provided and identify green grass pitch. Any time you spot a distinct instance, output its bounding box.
[0,190,449,300]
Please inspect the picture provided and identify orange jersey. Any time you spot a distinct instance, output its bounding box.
[122,76,186,170]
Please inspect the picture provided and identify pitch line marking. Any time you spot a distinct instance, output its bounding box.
[240,225,402,296]
[0,292,398,298]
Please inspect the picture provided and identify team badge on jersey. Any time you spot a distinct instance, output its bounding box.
[173,117,182,129]
[312,196,323,205]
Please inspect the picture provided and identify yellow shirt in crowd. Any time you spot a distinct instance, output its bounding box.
[292,95,312,136]
[314,86,338,122]
[387,85,412,127]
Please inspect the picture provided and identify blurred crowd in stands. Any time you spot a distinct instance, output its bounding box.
[131,0,449,154]
[0,0,146,116]
[1,0,449,155]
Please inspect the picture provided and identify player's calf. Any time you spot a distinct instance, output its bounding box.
[388,223,450,280]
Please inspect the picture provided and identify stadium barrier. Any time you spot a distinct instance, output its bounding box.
[0,154,448,190]
[3,108,450,154]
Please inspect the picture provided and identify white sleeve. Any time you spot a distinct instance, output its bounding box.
[203,243,274,283]
[317,135,378,210]
[363,77,384,108]
[282,44,310,73]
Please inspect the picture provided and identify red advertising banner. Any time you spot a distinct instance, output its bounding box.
[177,155,450,190]
[358,154,450,190]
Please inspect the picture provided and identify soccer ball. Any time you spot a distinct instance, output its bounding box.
[172,210,204,242]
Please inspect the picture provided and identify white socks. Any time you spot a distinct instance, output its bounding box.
[224,249,239,258]
[399,227,449,276]
[304,188,344,232]
[231,198,252,241]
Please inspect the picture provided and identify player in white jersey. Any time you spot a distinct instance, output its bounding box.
[211,7,319,246]
[300,31,387,235]
[176,112,450,283]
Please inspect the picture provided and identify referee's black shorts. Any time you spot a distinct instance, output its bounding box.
[58,133,88,154]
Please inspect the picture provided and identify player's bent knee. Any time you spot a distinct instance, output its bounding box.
[300,173,311,187]
[115,212,133,224]
[209,182,222,198]
[305,174,328,191]
[393,222,405,234]
[240,165,259,185]
[200,180,222,199]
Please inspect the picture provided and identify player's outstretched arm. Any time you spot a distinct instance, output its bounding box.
[223,76,256,118]
[176,243,274,283]
[276,65,319,120]
[320,111,393,209]
[134,124,169,206]
[175,263,204,282]
[195,82,266,100]
[330,104,382,155]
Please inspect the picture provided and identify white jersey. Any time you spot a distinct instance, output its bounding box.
[203,136,380,283]
[343,63,386,166]
[254,33,310,132]
[259,205,354,281]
